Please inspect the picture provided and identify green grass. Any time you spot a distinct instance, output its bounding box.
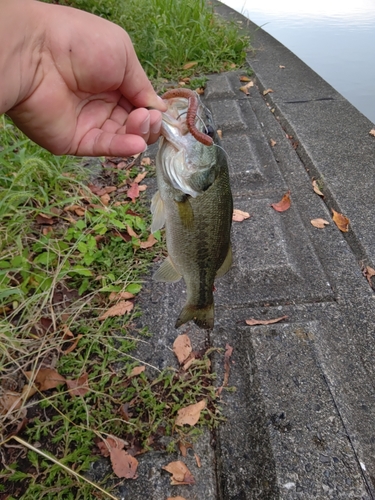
[53,0,249,82]
[1,1,247,497]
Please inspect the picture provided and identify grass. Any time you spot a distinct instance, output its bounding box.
[0,1,248,497]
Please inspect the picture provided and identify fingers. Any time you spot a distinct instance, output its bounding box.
[77,128,148,157]
[125,108,162,145]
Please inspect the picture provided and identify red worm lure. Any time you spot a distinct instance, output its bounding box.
[161,88,214,146]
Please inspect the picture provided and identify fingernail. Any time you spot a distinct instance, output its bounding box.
[151,119,161,136]
[140,116,150,135]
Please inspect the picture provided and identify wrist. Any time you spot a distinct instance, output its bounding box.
[0,0,45,114]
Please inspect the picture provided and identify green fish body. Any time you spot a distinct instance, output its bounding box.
[151,94,233,329]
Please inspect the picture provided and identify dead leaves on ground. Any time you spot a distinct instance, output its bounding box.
[98,300,134,320]
[175,400,206,427]
[232,209,250,222]
[311,218,330,229]
[98,435,139,479]
[1,368,90,416]
[245,315,288,326]
[271,191,291,212]
[332,208,349,232]
[163,461,195,485]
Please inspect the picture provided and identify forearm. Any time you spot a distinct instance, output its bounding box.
[0,0,45,115]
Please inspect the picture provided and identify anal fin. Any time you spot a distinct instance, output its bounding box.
[153,256,182,283]
[216,244,232,278]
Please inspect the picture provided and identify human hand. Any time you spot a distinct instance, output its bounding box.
[4,1,167,157]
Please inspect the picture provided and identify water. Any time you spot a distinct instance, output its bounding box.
[221,0,375,124]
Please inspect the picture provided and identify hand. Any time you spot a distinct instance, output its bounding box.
[5,1,167,157]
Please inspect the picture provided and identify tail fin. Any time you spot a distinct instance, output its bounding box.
[175,303,214,330]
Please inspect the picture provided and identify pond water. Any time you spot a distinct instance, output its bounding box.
[221,0,375,124]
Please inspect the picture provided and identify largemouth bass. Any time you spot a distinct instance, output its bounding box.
[151,89,233,329]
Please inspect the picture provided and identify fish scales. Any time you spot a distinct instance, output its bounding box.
[151,91,233,329]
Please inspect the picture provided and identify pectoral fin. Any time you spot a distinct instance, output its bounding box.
[176,198,194,229]
[151,191,166,233]
[216,244,232,278]
[153,256,182,282]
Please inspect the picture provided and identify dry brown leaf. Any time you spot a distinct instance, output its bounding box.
[363,265,375,285]
[175,399,206,427]
[100,193,111,206]
[332,209,349,232]
[129,366,145,377]
[173,334,192,365]
[239,75,251,82]
[271,191,291,212]
[167,497,187,500]
[369,129,375,137]
[310,218,329,229]
[245,315,288,326]
[99,300,134,320]
[127,183,140,202]
[183,61,198,70]
[162,461,195,485]
[36,213,56,225]
[239,81,254,95]
[232,209,250,222]
[263,88,274,95]
[312,180,324,197]
[217,129,223,139]
[66,373,89,397]
[62,332,83,354]
[178,441,193,457]
[25,368,66,391]
[140,233,157,249]
[96,186,117,196]
[111,448,139,479]
[109,291,135,301]
[133,171,148,183]
[126,224,139,239]
[194,453,202,468]
[279,65,286,69]
[270,139,277,147]
[0,391,24,414]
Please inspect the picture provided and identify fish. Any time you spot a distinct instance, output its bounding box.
[151,88,233,330]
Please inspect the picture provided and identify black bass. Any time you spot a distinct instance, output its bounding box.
[151,89,233,329]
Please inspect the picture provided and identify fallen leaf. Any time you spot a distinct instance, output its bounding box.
[127,183,140,202]
[99,300,134,320]
[217,129,223,139]
[363,265,375,285]
[62,334,83,354]
[36,213,56,225]
[129,366,145,377]
[65,204,86,216]
[232,209,250,222]
[270,139,277,147]
[178,441,193,457]
[332,209,349,232]
[263,88,274,95]
[310,218,329,229]
[96,186,117,196]
[133,171,148,183]
[126,225,139,239]
[271,191,291,212]
[167,497,187,500]
[25,368,66,391]
[279,65,286,69]
[239,81,254,95]
[110,448,139,479]
[140,233,157,249]
[0,391,23,414]
[109,291,135,301]
[312,180,324,197]
[369,129,375,137]
[183,61,198,70]
[175,399,206,427]
[173,334,192,365]
[245,315,288,326]
[141,157,152,166]
[100,193,111,206]
[162,461,195,485]
[239,75,251,82]
[194,453,202,468]
[66,373,89,397]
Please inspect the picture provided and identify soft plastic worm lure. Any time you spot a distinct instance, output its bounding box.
[161,88,214,146]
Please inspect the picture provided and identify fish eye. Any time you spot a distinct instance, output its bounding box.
[206,125,215,137]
